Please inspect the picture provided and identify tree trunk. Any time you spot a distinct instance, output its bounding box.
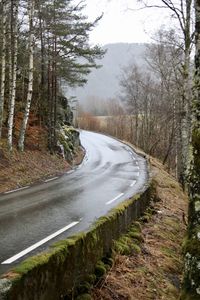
[18,0,34,152]
[7,0,19,152]
[0,0,7,139]
[179,0,192,187]
[181,0,200,298]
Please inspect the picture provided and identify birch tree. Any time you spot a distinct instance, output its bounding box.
[181,0,200,297]
[7,0,19,152]
[138,0,194,186]
[0,0,7,139]
[18,0,35,152]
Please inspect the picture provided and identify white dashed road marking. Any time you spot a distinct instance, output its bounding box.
[44,177,58,183]
[130,180,137,187]
[106,193,124,205]
[4,186,30,194]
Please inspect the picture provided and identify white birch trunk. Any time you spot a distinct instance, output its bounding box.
[7,0,19,152]
[0,1,7,138]
[18,0,34,152]
[181,50,191,186]
[179,0,192,187]
[182,1,200,297]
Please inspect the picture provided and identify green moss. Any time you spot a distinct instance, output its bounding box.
[131,244,141,253]
[140,214,151,223]
[75,293,92,300]
[94,261,107,278]
[113,234,141,255]
[84,274,96,285]
[13,253,51,275]
[102,256,114,267]
[128,231,143,242]
[4,184,153,299]
[181,290,200,300]
[77,282,91,294]
[183,236,200,256]
[131,221,142,231]
[113,240,130,255]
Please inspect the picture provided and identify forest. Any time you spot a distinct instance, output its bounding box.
[0,0,104,153]
[0,0,200,299]
[78,0,200,298]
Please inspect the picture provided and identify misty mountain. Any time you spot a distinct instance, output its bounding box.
[69,43,147,106]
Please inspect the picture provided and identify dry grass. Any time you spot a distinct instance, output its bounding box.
[0,126,83,193]
[92,157,188,300]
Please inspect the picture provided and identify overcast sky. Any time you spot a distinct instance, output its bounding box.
[83,0,173,45]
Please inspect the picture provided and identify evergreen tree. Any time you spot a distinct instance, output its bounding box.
[0,0,104,152]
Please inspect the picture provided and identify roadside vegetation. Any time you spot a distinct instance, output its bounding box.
[91,157,188,300]
[0,0,104,156]
[0,0,200,299]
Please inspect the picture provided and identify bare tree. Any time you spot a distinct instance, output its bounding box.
[0,0,7,138]
[18,0,35,152]
[138,0,194,185]
[182,0,200,297]
[7,0,19,152]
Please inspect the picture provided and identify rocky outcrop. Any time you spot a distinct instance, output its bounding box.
[57,126,80,161]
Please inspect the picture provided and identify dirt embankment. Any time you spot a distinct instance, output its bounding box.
[0,142,84,194]
[92,157,188,300]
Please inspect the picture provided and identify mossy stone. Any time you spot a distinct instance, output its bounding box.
[75,293,92,300]
[94,261,107,278]
[77,282,91,294]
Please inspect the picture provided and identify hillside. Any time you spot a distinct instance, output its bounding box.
[92,156,188,300]
[69,43,147,107]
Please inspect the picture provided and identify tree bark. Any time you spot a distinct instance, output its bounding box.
[181,0,200,298]
[7,0,19,152]
[0,0,7,139]
[18,0,34,152]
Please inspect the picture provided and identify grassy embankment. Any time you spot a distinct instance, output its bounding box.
[92,156,188,300]
[0,123,83,193]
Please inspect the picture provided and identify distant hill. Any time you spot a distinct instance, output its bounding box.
[69,43,147,106]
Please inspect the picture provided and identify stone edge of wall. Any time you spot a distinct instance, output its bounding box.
[0,183,155,300]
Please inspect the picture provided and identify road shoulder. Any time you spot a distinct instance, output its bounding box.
[92,157,188,300]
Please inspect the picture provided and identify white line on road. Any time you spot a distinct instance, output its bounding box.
[44,176,58,183]
[135,161,138,165]
[1,221,80,264]
[136,166,140,170]
[128,150,135,160]
[106,193,124,205]
[4,186,30,194]
[136,172,140,177]
[130,180,137,187]
[66,170,74,174]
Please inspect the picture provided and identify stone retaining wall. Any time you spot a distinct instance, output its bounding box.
[0,183,155,300]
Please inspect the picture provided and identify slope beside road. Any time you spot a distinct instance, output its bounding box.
[0,130,148,276]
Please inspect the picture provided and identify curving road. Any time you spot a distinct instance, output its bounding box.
[0,130,148,275]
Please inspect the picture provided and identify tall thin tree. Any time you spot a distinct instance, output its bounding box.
[0,0,7,138]
[7,0,19,152]
[181,0,200,297]
[18,0,35,152]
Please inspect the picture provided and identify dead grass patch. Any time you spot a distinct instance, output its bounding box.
[92,157,188,300]
[0,137,84,193]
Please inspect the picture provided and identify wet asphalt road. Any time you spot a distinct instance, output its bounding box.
[0,130,148,275]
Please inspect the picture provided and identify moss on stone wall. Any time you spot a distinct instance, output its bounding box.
[57,125,80,161]
[0,184,155,300]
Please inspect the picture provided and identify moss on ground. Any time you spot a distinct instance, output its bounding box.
[92,156,188,300]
